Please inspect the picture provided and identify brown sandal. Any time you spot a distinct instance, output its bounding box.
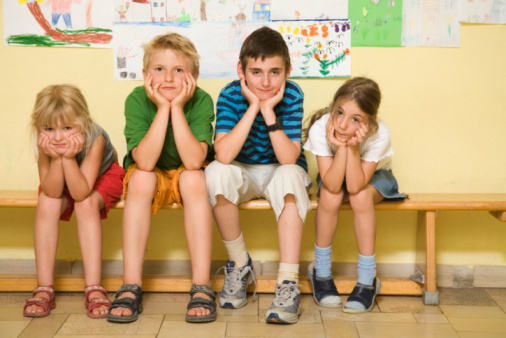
[85,285,111,319]
[23,285,56,317]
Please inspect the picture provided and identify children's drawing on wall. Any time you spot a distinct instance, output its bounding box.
[112,0,266,23]
[270,0,348,20]
[348,0,403,47]
[275,20,351,78]
[402,0,460,47]
[459,0,506,24]
[4,0,113,47]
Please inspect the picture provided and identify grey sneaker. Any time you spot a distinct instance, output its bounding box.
[265,280,302,324]
[216,255,256,309]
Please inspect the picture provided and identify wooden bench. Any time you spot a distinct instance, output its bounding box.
[1,190,505,305]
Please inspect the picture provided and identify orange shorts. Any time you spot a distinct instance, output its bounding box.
[123,163,185,215]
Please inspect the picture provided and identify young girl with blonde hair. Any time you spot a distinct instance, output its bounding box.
[24,84,125,318]
[303,77,405,313]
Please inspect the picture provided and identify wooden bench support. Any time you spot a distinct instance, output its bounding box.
[0,274,422,295]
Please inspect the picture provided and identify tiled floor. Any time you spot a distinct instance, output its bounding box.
[2,288,506,337]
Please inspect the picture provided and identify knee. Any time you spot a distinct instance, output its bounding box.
[349,189,374,212]
[127,169,157,197]
[37,193,63,216]
[74,195,99,214]
[318,189,344,211]
[179,169,207,195]
[271,165,300,183]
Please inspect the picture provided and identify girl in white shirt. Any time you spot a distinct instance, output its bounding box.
[303,77,405,313]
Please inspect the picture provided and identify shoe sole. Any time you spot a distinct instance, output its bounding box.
[307,263,342,308]
[343,278,381,314]
[265,307,302,324]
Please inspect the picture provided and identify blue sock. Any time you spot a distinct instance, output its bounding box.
[357,253,376,286]
[314,244,332,278]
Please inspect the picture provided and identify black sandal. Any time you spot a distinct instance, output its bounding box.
[343,278,381,313]
[107,284,143,323]
[185,284,217,323]
[307,263,342,308]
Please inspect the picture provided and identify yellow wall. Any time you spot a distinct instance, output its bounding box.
[1,1,505,267]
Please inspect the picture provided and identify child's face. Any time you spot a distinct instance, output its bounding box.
[331,99,371,143]
[40,120,81,155]
[238,56,290,101]
[143,48,196,102]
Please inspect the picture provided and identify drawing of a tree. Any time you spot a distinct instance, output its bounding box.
[200,0,210,21]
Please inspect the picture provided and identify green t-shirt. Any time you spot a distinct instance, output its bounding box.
[123,86,215,170]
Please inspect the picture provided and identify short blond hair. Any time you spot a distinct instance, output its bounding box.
[143,33,200,75]
[30,84,97,158]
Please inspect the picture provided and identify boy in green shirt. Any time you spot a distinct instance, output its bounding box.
[107,33,216,324]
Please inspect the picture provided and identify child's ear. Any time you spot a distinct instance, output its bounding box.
[142,69,147,80]
[285,67,291,79]
[237,61,245,79]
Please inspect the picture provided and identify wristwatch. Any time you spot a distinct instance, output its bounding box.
[266,118,283,132]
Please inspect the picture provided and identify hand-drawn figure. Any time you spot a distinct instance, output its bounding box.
[44,0,82,30]
[117,3,130,22]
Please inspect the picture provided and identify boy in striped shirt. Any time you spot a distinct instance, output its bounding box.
[205,26,312,324]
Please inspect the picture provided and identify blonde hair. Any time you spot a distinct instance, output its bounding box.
[303,77,381,141]
[143,33,200,75]
[30,84,97,158]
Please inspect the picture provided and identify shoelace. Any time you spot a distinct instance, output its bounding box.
[273,283,301,306]
[213,264,257,302]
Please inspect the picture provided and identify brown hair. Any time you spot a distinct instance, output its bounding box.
[30,84,97,157]
[143,33,200,75]
[303,77,381,141]
[239,26,291,74]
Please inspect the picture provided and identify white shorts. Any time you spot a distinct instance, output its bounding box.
[205,160,312,222]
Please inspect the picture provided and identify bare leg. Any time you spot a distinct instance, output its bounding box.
[315,187,345,248]
[109,169,157,318]
[278,194,303,264]
[74,191,107,316]
[213,195,241,241]
[25,193,66,315]
[179,169,213,317]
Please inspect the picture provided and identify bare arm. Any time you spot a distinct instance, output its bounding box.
[63,134,105,201]
[37,133,65,198]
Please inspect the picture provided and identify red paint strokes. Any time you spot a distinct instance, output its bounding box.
[27,1,111,45]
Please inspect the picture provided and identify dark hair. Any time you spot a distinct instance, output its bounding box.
[302,77,381,141]
[239,26,291,74]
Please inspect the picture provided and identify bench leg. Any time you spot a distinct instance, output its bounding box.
[415,210,439,305]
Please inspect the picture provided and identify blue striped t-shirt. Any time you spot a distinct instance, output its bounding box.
[215,79,307,171]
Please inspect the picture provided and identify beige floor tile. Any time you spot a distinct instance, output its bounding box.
[0,292,32,307]
[142,301,187,315]
[0,321,31,338]
[217,315,259,323]
[355,322,458,338]
[323,321,359,338]
[18,313,68,338]
[56,336,155,338]
[52,301,88,315]
[413,313,449,324]
[124,315,164,335]
[485,288,506,312]
[448,317,506,332]
[226,322,325,337]
[163,314,186,321]
[143,292,190,303]
[457,332,506,338]
[158,320,226,338]
[376,295,442,314]
[0,307,33,321]
[258,309,321,324]
[322,311,416,323]
[300,295,343,312]
[57,314,127,335]
[440,305,506,318]
[439,288,496,306]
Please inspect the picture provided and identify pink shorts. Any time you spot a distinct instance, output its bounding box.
[38,161,125,221]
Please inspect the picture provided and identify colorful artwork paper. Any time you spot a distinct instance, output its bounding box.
[459,0,506,24]
[270,0,348,20]
[348,0,403,47]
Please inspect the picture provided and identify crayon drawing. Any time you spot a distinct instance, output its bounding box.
[270,0,348,20]
[348,0,403,47]
[459,0,506,24]
[4,0,113,47]
[402,0,460,47]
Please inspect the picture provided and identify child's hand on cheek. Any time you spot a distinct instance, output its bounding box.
[144,73,170,111]
[347,123,369,148]
[172,73,196,110]
[261,80,285,113]
[326,117,347,148]
[63,132,85,159]
[239,76,260,108]
[38,132,60,158]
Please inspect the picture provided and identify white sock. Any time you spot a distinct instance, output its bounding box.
[277,262,299,284]
[223,233,249,267]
